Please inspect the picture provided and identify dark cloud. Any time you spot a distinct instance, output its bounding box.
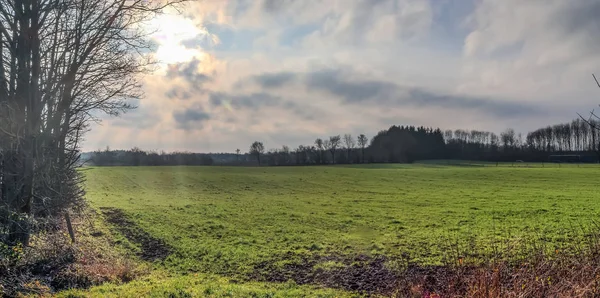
[242,67,544,119]
[304,68,542,118]
[306,69,396,102]
[167,58,212,88]
[252,72,297,89]
[165,59,212,101]
[173,108,211,130]
[209,91,322,121]
[209,92,280,110]
[404,88,539,118]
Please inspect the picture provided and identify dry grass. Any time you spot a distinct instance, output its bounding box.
[389,232,600,298]
[0,209,147,297]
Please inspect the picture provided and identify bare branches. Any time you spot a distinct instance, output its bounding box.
[0,0,187,245]
[578,74,600,133]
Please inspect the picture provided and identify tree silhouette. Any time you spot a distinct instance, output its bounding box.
[343,134,355,163]
[314,138,324,164]
[357,134,368,163]
[250,141,265,166]
[327,135,341,164]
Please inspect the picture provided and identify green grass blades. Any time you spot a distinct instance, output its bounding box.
[83,164,600,274]
[56,273,352,298]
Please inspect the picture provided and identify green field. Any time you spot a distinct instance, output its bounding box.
[71,163,600,296]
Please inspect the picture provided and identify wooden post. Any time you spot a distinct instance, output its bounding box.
[65,212,75,243]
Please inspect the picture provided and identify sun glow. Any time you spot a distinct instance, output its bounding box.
[147,14,217,67]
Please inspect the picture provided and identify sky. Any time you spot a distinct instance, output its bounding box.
[85,0,600,153]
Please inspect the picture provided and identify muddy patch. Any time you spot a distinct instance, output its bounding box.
[100,207,171,261]
[251,254,400,295]
[250,253,469,296]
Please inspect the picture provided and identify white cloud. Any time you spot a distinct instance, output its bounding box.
[460,0,600,103]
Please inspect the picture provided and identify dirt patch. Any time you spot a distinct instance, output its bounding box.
[250,253,479,296]
[100,207,171,262]
[251,254,401,295]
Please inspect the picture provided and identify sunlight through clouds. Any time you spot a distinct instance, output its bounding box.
[147,14,218,67]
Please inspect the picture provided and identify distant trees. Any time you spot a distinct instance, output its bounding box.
[526,119,598,153]
[239,117,600,167]
[91,116,600,170]
[250,141,265,165]
[90,149,214,166]
[369,126,443,163]
[500,128,516,152]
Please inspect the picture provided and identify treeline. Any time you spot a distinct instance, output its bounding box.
[89,119,600,167]
[526,119,599,152]
[444,119,600,162]
[249,119,600,165]
[90,147,215,166]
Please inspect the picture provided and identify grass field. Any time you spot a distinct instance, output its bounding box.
[70,162,600,296]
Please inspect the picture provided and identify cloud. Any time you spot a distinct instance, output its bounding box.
[82,1,600,153]
[242,67,541,119]
[404,89,539,118]
[166,58,212,88]
[209,92,280,110]
[209,91,322,122]
[173,108,211,130]
[465,0,600,61]
[252,72,297,89]
[305,68,396,102]
[165,88,192,100]
[163,58,214,100]
[460,0,600,102]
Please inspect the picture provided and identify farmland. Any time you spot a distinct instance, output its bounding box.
[69,163,600,296]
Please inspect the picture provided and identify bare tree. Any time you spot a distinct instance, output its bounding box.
[314,138,324,164]
[0,0,188,245]
[500,128,516,152]
[327,135,341,164]
[578,74,600,160]
[323,139,331,163]
[235,148,241,161]
[357,134,368,163]
[250,141,265,166]
[343,134,355,163]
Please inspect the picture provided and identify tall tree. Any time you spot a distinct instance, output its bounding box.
[314,138,324,164]
[249,141,265,166]
[357,134,368,163]
[343,134,355,163]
